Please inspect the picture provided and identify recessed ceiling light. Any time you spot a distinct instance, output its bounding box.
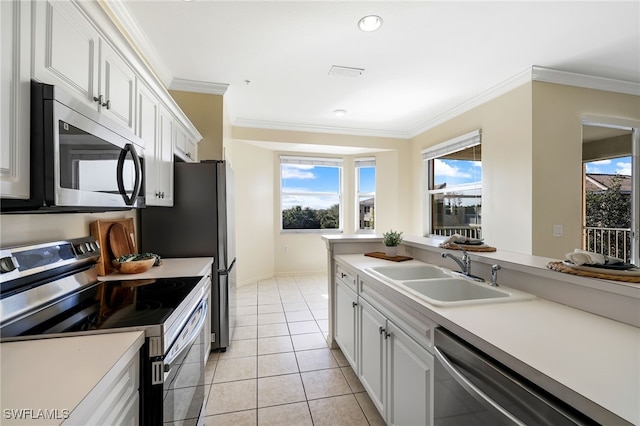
[334,109,347,117]
[358,15,383,32]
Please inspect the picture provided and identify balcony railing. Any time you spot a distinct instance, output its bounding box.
[583,226,632,263]
[433,226,482,240]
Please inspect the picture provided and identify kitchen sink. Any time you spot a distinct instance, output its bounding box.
[397,277,534,307]
[366,264,453,281]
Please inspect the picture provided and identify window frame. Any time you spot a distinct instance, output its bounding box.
[422,130,482,238]
[279,155,343,233]
[355,157,376,233]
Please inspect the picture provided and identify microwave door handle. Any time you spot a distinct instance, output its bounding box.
[117,143,142,206]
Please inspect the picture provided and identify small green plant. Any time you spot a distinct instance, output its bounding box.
[383,229,403,247]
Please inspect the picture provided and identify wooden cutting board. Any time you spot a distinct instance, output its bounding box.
[90,218,137,276]
[109,223,135,259]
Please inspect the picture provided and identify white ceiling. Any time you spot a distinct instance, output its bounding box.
[113,1,639,139]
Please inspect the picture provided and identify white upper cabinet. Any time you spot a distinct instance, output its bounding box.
[1,0,31,200]
[137,82,174,206]
[33,0,99,110]
[174,123,198,163]
[33,0,136,134]
[99,40,136,132]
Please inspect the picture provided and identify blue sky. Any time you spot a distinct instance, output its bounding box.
[281,164,376,210]
[584,156,632,175]
[434,159,482,186]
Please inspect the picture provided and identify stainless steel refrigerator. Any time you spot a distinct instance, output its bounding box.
[140,160,236,351]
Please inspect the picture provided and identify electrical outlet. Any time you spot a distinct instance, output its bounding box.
[553,225,563,237]
[284,245,288,252]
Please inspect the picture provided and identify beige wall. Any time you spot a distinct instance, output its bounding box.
[531,82,640,258]
[0,210,137,247]
[170,90,224,161]
[233,141,275,285]
[231,126,410,279]
[410,83,534,254]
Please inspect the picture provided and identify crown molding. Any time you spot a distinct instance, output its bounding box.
[233,118,409,140]
[169,78,229,96]
[407,67,532,138]
[100,0,174,87]
[532,66,640,96]
[407,66,640,139]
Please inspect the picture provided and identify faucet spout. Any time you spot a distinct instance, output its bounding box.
[441,250,468,274]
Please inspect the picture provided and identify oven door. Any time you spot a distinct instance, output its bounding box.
[162,297,208,424]
[46,93,145,209]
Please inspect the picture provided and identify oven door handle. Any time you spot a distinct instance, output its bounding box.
[434,346,526,426]
[163,298,208,373]
[116,143,142,206]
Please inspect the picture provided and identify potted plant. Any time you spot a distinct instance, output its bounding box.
[382,230,403,257]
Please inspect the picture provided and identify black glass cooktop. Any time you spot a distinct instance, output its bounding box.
[2,276,203,338]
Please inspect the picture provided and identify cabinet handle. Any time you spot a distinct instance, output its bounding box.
[102,99,111,109]
[384,331,391,339]
[352,302,358,308]
[379,327,385,335]
[186,152,192,158]
[93,94,104,104]
[341,273,347,278]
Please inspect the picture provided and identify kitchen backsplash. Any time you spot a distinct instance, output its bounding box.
[0,210,137,247]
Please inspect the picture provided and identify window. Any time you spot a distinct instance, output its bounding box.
[280,156,342,231]
[422,130,482,239]
[356,158,376,232]
[582,119,638,264]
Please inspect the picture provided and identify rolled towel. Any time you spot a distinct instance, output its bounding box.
[442,233,483,245]
[565,249,623,266]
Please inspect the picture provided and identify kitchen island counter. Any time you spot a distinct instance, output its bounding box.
[334,253,640,425]
[0,331,144,425]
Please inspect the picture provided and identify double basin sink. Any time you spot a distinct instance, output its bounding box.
[365,264,534,307]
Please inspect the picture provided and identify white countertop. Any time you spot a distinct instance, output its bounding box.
[0,331,144,425]
[98,257,213,281]
[336,254,640,425]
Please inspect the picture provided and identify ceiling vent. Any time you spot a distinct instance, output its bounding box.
[328,65,365,78]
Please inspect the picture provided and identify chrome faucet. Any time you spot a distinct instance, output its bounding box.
[490,264,501,287]
[441,249,484,282]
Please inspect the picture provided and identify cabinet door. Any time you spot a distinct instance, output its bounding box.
[174,124,197,162]
[157,106,174,206]
[33,0,99,109]
[334,280,358,368]
[386,320,434,426]
[1,0,31,200]
[358,298,386,417]
[99,40,135,133]
[136,82,160,204]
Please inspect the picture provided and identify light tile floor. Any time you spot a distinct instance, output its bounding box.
[201,275,386,426]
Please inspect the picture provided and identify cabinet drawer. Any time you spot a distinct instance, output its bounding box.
[335,262,358,293]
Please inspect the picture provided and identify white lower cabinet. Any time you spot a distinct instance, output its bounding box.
[386,320,433,426]
[358,297,434,426]
[358,297,387,417]
[334,279,358,367]
[333,260,434,426]
[64,348,140,425]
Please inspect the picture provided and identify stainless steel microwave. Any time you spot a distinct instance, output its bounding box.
[1,81,145,212]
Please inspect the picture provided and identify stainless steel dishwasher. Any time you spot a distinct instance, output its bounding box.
[433,328,597,425]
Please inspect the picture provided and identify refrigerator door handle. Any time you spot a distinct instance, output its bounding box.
[218,258,236,275]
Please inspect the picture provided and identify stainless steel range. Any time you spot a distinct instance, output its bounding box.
[0,237,210,425]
